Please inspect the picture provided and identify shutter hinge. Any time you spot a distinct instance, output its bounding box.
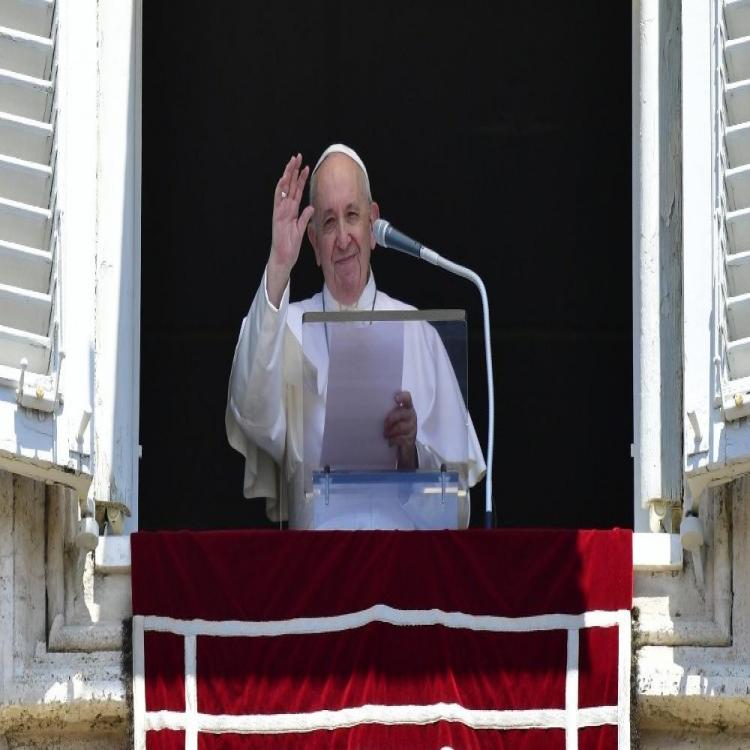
[16,352,64,413]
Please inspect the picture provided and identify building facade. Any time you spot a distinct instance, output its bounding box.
[633,0,750,745]
[0,0,138,746]
[2,0,750,747]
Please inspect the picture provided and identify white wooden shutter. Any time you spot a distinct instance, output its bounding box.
[0,0,141,524]
[0,0,59,401]
[721,1,750,402]
[682,0,750,493]
[0,0,97,501]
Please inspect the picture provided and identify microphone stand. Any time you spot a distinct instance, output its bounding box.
[417,246,495,528]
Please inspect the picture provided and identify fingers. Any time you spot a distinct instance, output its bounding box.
[386,421,415,443]
[386,419,416,453]
[384,406,410,431]
[290,158,300,201]
[394,390,413,409]
[292,164,310,204]
[269,153,309,283]
[297,204,315,235]
[275,154,303,206]
[384,392,414,430]
[275,155,295,204]
[384,407,416,441]
[396,441,418,470]
[391,393,416,468]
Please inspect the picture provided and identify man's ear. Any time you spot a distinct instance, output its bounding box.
[369,201,380,249]
[307,221,321,267]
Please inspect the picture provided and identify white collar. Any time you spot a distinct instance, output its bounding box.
[322,270,377,312]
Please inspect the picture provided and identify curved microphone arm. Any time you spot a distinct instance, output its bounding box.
[419,247,495,528]
[373,219,495,527]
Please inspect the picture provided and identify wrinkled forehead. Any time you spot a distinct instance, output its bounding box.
[315,154,365,193]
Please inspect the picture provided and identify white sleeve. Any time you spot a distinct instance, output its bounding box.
[225,269,290,497]
[407,322,486,486]
[415,440,443,471]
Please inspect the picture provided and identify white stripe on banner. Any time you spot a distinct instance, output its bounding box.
[144,704,620,735]
[565,629,579,750]
[135,607,631,748]
[184,634,198,750]
[617,609,631,749]
[142,606,627,638]
[132,615,147,750]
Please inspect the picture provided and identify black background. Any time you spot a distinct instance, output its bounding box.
[140,3,632,530]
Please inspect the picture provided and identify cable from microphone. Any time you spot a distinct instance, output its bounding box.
[373,218,495,528]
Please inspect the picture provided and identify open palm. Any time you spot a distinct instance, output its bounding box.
[269,154,315,283]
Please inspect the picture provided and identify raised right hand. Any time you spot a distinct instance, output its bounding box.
[266,154,315,307]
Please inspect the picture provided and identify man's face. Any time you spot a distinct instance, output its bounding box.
[307,154,379,306]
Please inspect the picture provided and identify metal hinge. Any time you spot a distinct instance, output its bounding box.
[16,352,64,413]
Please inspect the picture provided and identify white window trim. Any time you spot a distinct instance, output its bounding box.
[93,0,142,533]
[632,0,684,559]
[632,532,683,571]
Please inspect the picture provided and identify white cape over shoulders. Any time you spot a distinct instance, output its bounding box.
[226,273,486,524]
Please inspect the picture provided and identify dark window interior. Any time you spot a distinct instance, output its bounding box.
[140,3,632,530]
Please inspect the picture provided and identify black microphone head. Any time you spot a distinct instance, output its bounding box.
[373,218,390,247]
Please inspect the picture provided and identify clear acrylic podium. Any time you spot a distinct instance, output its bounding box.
[291,309,470,530]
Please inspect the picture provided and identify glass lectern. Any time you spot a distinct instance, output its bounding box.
[291,309,471,530]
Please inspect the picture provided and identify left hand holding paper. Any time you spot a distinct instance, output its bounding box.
[384,390,417,469]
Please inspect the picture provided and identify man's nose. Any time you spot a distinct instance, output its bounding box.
[335,220,349,249]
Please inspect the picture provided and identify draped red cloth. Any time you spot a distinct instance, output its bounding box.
[131,529,632,750]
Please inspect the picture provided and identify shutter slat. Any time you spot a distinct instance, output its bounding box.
[0,68,51,120]
[726,291,750,341]
[0,195,50,248]
[725,36,750,82]
[727,335,750,379]
[726,0,750,40]
[0,25,52,79]
[0,0,53,39]
[726,250,750,296]
[726,205,750,251]
[725,79,750,125]
[0,238,50,292]
[725,121,750,166]
[0,152,50,206]
[0,322,49,372]
[726,162,750,210]
[724,164,750,211]
[0,111,51,162]
[0,280,50,334]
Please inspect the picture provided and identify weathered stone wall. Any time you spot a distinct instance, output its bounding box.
[0,471,129,748]
[637,478,750,747]
[3,460,750,747]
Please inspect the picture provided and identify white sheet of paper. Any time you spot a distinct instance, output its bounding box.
[320,319,404,469]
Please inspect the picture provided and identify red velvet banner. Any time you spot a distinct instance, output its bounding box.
[131,529,632,750]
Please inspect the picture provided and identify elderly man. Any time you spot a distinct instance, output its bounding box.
[226,144,485,527]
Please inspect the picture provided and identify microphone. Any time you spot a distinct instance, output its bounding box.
[373,217,496,528]
[373,219,424,258]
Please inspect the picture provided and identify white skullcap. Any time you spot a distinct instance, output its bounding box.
[312,143,369,180]
[310,143,372,202]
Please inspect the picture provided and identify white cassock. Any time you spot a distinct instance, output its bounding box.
[226,270,486,528]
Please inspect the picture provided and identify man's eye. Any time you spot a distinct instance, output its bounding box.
[347,212,358,221]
